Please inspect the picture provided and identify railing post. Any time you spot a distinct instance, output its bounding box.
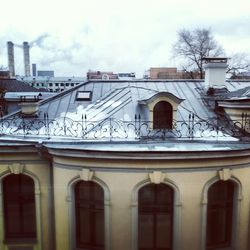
[134,114,141,139]
[109,117,113,140]
[63,116,67,136]
[22,116,26,135]
[216,115,219,137]
[134,114,137,139]
[81,114,84,138]
[188,113,194,139]
[138,114,141,139]
[0,112,3,135]
[44,112,50,138]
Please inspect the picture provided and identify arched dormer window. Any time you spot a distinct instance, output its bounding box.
[138,92,184,130]
[153,101,173,129]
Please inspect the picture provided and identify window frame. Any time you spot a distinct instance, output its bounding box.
[74,180,105,250]
[153,101,173,129]
[75,91,92,101]
[138,183,174,250]
[206,180,234,249]
[2,174,37,242]
[200,176,241,250]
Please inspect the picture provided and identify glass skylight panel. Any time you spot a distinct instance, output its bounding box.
[76,91,92,101]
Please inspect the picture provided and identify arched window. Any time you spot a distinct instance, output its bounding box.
[74,181,104,250]
[3,174,36,240]
[153,101,173,129]
[138,183,174,250]
[206,180,234,249]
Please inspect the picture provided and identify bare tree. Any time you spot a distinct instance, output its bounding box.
[227,53,250,78]
[173,28,224,79]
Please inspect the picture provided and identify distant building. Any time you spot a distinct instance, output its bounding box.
[0,78,48,116]
[0,70,10,79]
[230,71,250,79]
[118,72,136,80]
[32,63,37,77]
[87,70,119,80]
[16,76,87,92]
[147,67,201,79]
[37,70,55,77]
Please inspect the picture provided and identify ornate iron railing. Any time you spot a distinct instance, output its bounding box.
[0,113,250,140]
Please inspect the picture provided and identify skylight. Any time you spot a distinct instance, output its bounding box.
[76,91,92,101]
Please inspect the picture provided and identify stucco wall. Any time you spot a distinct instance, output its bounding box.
[52,153,250,250]
[0,151,53,250]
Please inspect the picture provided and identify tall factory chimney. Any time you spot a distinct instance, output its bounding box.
[7,41,15,77]
[32,63,37,76]
[23,41,31,76]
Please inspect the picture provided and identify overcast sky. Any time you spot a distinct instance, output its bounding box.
[0,0,250,78]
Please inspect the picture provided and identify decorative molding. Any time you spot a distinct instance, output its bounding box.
[218,168,232,181]
[149,171,166,184]
[8,163,25,174]
[79,168,94,181]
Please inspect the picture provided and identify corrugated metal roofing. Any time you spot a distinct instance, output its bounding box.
[8,79,250,121]
[1,79,250,141]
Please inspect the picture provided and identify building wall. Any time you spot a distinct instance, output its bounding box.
[1,146,250,250]
[149,67,201,79]
[0,149,53,250]
[51,151,250,250]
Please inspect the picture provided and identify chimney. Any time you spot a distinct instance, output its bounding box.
[23,42,31,77]
[19,94,41,117]
[203,57,228,89]
[32,63,37,77]
[7,41,15,77]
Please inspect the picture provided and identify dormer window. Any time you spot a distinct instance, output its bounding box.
[138,92,184,130]
[153,101,173,129]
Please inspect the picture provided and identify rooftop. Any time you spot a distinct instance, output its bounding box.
[0,79,250,144]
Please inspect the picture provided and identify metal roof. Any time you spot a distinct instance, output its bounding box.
[1,79,250,141]
[31,80,250,121]
[0,79,41,92]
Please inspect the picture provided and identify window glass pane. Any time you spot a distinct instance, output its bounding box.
[3,174,36,239]
[78,209,90,244]
[206,181,234,248]
[139,184,173,250]
[22,202,36,234]
[153,101,173,129]
[6,203,21,234]
[95,211,104,245]
[156,213,172,248]
[75,181,104,249]
[139,214,154,248]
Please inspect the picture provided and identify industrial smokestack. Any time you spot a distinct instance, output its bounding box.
[23,41,31,77]
[32,63,37,77]
[7,41,15,77]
